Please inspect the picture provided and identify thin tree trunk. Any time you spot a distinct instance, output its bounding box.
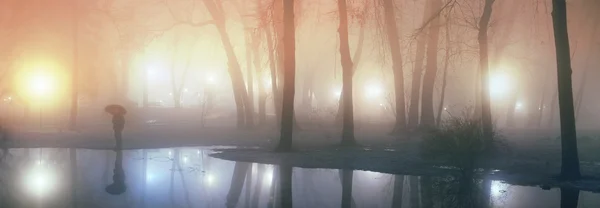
[226,162,251,208]
[279,165,293,208]
[141,150,147,208]
[69,0,79,130]
[244,164,253,208]
[337,170,357,208]
[391,175,405,208]
[275,0,296,151]
[175,150,193,208]
[268,166,280,208]
[420,176,433,208]
[547,89,558,127]
[409,176,419,208]
[420,0,442,128]
[478,0,495,140]
[560,188,580,208]
[436,19,451,127]
[245,31,255,127]
[341,170,353,208]
[551,0,581,180]
[69,148,77,208]
[202,0,250,128]
[265,25,282,123]
[336,16,367,123]
[253,31,267,125]
[382,0,407,134]
[169,150,176,207]
[337,0,356,145]
[408,0,431,130]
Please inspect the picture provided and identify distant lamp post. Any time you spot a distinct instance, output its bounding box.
[104,104,127,195]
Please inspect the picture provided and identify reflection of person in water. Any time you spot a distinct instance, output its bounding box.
[104,104,127,195]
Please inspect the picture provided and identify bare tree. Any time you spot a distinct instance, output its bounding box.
[201,0,252,128]
[337,0,356,145]
[551,0,581,180]
[382,0,407,134]
[478,0,495,140]
[420,0,443,128]
[275,0,297,151]
[408,0,431,129]
[436,14,453,127]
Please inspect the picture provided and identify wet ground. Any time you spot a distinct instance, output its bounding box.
[0,147,598,208]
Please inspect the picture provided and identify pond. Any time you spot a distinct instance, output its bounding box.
[0,147,598,208]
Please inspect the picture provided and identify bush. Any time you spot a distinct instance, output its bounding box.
[420,114,504,168]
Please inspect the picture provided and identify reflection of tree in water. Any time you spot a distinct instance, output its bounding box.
[428,170,489,208]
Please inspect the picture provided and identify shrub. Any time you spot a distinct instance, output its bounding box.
[420,113,504,168]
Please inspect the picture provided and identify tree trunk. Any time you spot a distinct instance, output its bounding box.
[478,0,495,140]
[226,162,251,208]
[279,165,293,208]
[407,0,431,129]
[551,0,581,180]
[547,89,558,127]
[420,176,433,208]
[336,17,367,123]
[245,31,256,127]
[409,176,419,208]
[391,175,404,208]
[341,170,353,208]
[275,0,296,151]
[337,0,356,145]
[382,0,407,134]
[140,150,147,208]
[436,19,451,127]
[244,164,253,208]
[268,167,280,208]
[419,0,442,129]
[265,25,282,123]
[69,148,77,208]
[202,0,250,128]
[560,188,580,208]
[69,0,79,130]
[253,31,267,125]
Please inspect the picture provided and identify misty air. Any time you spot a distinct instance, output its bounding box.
[0,0,599,207]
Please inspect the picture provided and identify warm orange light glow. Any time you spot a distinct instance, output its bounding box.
[488,70,512,99]
[15,58,67,104]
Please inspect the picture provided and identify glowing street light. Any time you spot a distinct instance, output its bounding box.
[332,88,342,99]
[364,83,383,99]
[515,101,523,111]
[488,70,512,99]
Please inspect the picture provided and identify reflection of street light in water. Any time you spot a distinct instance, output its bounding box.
[24,166,57,198]
[205,174,215,186]
[263,166,274,186]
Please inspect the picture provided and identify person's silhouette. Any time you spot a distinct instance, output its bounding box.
[104,104,127,195]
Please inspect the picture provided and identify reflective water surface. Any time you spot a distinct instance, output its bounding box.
[0,148,599,208]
